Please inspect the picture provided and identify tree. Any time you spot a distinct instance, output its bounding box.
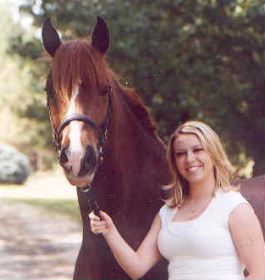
[0,1,57,170]
[12,0,265,176]
[0,2,35,149]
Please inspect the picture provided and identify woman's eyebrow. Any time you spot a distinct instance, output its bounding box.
[193,145,203,148]
[175,144,203,150]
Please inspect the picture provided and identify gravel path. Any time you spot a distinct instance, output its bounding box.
[0,201,81,280]
[0,170,82,280]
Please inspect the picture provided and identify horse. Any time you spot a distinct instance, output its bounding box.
[42,17,170,280]
[41,17,265,280]
[238,175,265,234]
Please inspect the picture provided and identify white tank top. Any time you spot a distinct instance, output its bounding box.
[157,189,249,280]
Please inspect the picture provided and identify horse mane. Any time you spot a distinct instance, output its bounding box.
[119,85,158,136]
[51,38,158,136]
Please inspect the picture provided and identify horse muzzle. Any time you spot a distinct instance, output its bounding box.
[59,144,99,187]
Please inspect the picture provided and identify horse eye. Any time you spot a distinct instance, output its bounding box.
[101,85,111,96]
[47,92,54,100]
[80,81,85,88]
[45,85,55,101]
[45,75,55,100]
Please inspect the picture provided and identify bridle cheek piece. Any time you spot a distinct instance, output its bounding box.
[47,87,112,167]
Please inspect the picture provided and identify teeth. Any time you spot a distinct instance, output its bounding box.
[187,166,200,172]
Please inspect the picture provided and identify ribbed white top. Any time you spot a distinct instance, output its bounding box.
[158,189,248,280]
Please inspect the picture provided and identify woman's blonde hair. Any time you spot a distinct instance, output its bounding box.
[162,120,236,207]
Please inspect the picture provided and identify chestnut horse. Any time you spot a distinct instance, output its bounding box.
[42,17,170,280]
[42,17,264,280]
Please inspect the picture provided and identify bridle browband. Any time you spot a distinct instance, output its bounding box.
[47,86,112,165]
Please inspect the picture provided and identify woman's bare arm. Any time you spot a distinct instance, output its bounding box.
[89,211,162,280]
[229,203,265,280]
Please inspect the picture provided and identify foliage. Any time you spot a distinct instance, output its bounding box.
[0,1,55,169]
[11,0,265,175]
[0,144,30,184]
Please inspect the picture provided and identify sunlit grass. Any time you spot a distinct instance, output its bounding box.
[0,183,25,188]
[2,197,82,224]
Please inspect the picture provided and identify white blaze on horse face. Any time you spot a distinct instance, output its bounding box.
[65,85,85,176]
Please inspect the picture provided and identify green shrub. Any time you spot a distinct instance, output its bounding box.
[0,144,30,184]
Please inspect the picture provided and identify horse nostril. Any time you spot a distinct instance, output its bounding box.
[79,145,97,176]
[59,147,68,166]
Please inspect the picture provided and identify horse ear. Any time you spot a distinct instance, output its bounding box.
[92,16,109,54]
[42,18,62,56]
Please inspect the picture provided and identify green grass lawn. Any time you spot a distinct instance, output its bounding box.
[0,169,83,224]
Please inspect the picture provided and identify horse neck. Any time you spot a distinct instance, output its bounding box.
[102,85,169,192]
[80,84,170,231]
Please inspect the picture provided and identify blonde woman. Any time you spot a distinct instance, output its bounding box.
[89,121,265,280]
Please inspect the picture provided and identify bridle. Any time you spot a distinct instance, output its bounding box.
[47,85,112,167]
[46,84,112,216]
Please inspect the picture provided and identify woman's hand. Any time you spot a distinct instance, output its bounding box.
[89,212,162,280]
[89,210,115,236]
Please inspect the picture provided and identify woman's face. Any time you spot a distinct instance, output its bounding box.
[173,133,215,187]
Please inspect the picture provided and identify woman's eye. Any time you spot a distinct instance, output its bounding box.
[175,152,186,157]
[194,148,203,153]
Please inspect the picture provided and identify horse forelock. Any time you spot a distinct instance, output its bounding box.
[49,39,157,137]
[51,39,110,102]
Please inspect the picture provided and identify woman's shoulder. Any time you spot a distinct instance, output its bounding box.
[159,203,177,219]
[214,188,250,220]
[215,187,247,202]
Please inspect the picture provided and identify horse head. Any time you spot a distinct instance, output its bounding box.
[42,17,112,188]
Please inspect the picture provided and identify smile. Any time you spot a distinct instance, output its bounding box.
[186,165,202,173]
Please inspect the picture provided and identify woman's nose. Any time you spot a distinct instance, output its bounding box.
[186,150,195,162]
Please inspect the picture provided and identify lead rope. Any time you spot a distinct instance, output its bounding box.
[80,186,101,218]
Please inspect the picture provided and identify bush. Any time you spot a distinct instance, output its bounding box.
[0,144,30,184]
